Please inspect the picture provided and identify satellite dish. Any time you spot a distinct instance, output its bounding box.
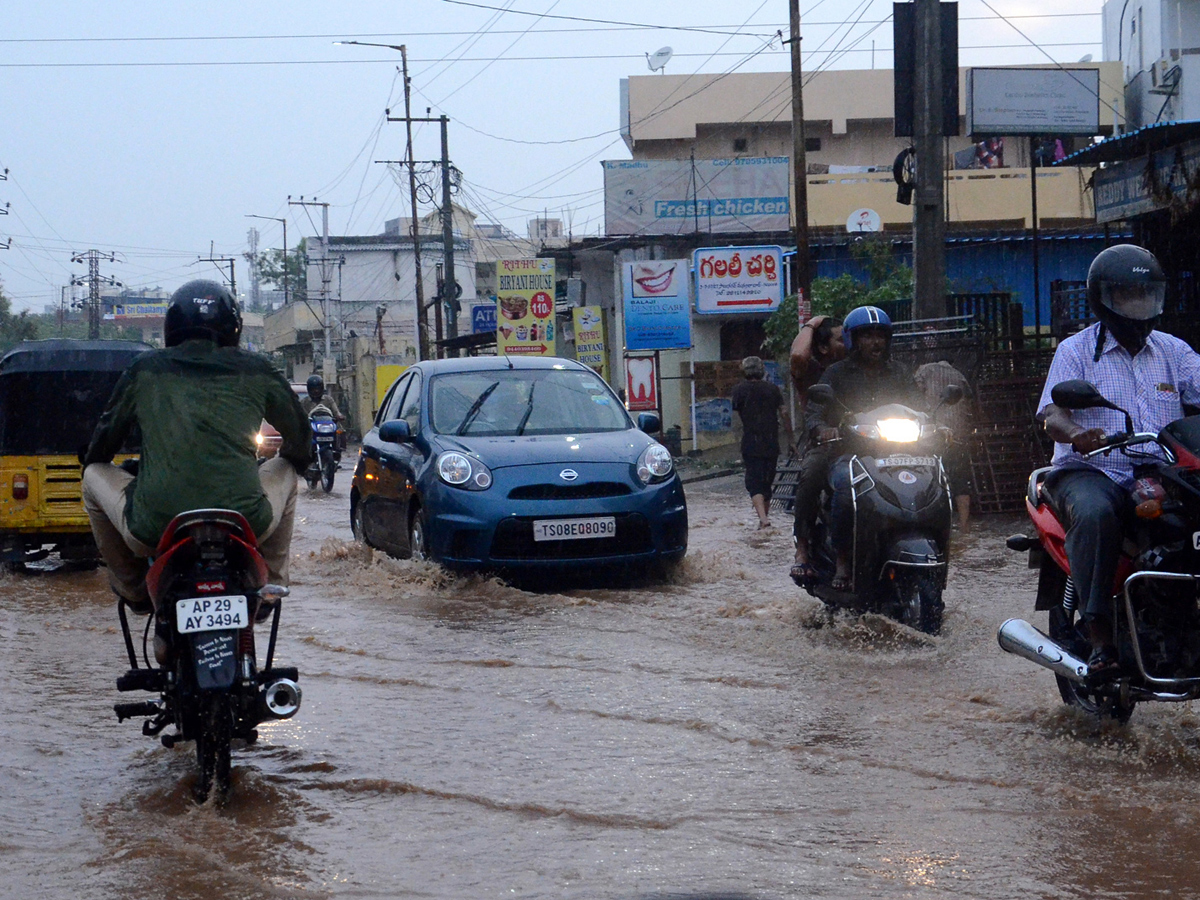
[1078,54,1093,63]
[646,46,674,73]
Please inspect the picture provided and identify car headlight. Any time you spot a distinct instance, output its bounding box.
[636,443,674,484]
[876,417,921,442]
[436,451,493,490]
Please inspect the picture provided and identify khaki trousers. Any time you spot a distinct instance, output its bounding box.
[81,458,298,609]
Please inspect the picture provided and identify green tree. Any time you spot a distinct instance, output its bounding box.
[245,238,307,306]
[762,238,913,359]
[0,281,39,353]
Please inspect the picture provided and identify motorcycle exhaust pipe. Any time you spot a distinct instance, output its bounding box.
[259,678,302,719]
[997,618,1090,683]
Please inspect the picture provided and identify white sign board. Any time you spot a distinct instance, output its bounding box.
[604,158,790,236]
[966,67,1100,136]
[693,246,784,316]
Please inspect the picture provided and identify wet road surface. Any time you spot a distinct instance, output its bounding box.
[5,470,1200,898]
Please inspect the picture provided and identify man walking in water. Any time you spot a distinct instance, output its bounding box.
[731,356,795,529]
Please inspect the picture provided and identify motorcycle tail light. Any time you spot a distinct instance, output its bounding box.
[1135,499,1163,519]
[12,474,28,500]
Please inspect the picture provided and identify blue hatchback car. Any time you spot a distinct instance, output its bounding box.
[350,357,688,573]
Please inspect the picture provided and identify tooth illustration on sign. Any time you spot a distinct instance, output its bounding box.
[628,358,654,402]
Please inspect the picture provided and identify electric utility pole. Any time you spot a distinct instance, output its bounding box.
[385,110,461,357]
[71,250,121,339]
[290,198,333,377]
[788,0,812,315]
[200,244,237,298]
[912,0,946,320]
[400,46,429,361]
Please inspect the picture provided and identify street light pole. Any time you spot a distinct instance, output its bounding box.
[246,214,289,306]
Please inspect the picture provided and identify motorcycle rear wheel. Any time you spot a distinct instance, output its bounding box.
[193,693,233,804]
[1048,603,1134,724]
[896,569,944,635]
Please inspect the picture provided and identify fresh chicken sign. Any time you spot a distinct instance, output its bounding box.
[693,246,784,315]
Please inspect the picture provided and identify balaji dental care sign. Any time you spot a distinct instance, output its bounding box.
[622,259,691,351]
[693,246,784,315]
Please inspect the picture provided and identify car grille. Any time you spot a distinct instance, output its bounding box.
[507,482,631,501]
[490,513,652,560]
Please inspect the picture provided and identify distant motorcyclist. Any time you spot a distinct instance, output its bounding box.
[1037,244,1200,675]
[800,305,923,590]
[301,374,344,421]
[82,279,311,614]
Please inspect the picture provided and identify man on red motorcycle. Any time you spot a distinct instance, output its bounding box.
[82,280,312,616]
[1038,245,1200,674]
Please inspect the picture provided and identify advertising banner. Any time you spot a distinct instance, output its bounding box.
[471,303,497,335]
[495,258,556,357]
[1093,138,1200,223]
[626,355,658,411]
[572,306,609,381]
[621,259,691,351]
[604,157,789,235]
[966,67,1100,136]
[693,246,784,315]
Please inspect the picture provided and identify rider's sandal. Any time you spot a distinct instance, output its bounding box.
[790,562,818,588]
[1087,645,1120,681]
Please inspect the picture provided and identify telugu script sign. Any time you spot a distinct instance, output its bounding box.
[693,246,784,316]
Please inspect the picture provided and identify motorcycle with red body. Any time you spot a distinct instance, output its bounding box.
[1000,379,1200,722]
[112,508,302,802]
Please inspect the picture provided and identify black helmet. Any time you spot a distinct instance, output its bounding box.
[164,279,242,348]
[306,374,324,398]
[1086,244,1166,351]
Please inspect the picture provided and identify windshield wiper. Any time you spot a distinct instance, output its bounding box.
[515,381,538,435]
[455,381,500,435]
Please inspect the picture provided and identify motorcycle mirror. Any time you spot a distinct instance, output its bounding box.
[1050,379,1112,411]
[807,383,835,405]
[1051,379,1134,437]
[940,383,964,406]
[379,419,413,444]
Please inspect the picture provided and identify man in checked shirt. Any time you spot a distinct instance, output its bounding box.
[1037,245,1200,674]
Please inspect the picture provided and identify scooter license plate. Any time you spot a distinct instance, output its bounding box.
[176,595,249,634]
[876,456,936,469]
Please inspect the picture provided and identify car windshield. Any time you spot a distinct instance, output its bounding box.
[430,368,630,436]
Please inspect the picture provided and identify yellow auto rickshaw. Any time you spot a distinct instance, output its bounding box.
[0,339,150,565]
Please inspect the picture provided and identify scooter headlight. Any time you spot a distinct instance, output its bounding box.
[876,417,921,443]
[436,451,493,490]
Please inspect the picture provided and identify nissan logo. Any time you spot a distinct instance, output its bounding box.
[559,469,579,481]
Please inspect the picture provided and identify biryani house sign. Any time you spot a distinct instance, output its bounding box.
[496,258,556,357]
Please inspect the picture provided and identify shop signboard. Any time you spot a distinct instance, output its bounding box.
[603,157,789,235]
[572,306,609,381]
[693,245,784,315]
[621,259,691,351]
[496,258,556,357]
[626,355,658,411]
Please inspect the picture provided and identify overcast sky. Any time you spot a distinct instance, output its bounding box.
[0,0,1102,312]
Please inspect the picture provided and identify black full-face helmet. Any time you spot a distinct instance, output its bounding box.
[164,279,242,348]
[306,374,325,399]
[1086,244,1166,352]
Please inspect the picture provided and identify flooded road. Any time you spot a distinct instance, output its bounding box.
[6,468,1200,899]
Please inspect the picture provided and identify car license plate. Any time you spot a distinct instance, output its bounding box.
[176,595,248,634]
[532,517,616,541]
[876,456,936,469]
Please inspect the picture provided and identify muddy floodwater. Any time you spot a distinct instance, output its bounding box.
[7,470,1200,899]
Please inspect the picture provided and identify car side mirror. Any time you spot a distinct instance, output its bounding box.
[637,412,661,433]
[379,420,413,443]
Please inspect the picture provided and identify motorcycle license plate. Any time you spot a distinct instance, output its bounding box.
[176,595,248,634]
[533,517,616,541]
[316,436,336,443]
[876,456,936,469]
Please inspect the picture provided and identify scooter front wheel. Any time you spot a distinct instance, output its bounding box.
[896,569,944,635]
